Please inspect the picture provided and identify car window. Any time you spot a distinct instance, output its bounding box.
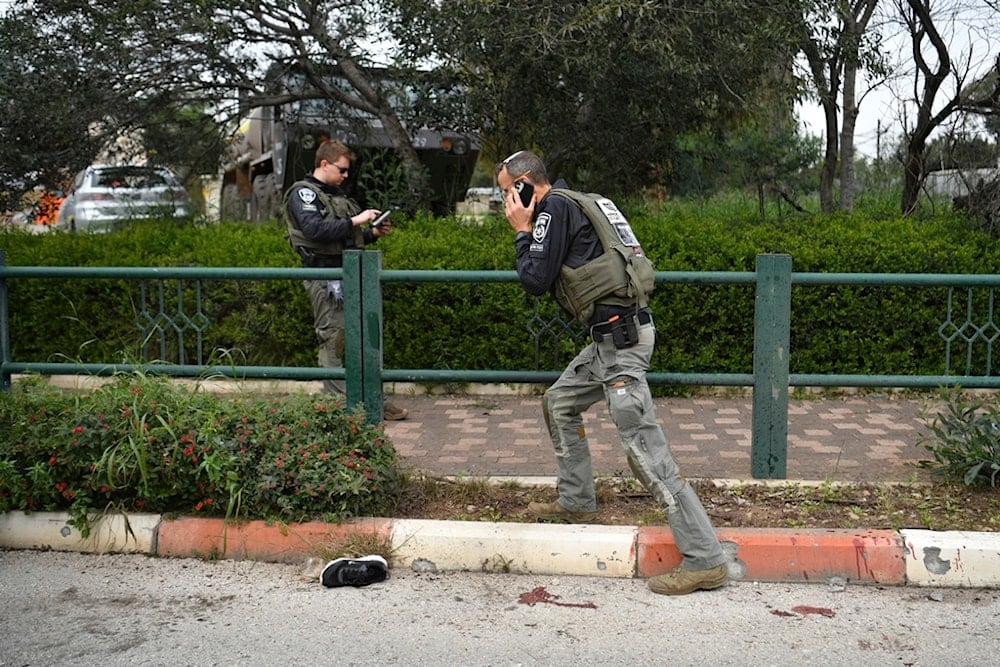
[92,168,174,189]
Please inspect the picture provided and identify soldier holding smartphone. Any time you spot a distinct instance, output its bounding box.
[284,139,407,421]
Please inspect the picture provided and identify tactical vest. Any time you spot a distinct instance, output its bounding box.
[284,179,365,256]
[548,189,656,324]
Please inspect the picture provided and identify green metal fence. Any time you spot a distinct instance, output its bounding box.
[5,249,1000,479]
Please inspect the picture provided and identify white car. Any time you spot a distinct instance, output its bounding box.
[56,164,192,232]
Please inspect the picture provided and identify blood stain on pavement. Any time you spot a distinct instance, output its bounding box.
[518,586,597,609]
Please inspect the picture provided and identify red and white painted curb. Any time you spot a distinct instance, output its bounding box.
[1,512,997,588]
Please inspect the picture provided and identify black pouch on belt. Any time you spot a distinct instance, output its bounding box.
[609,315,639,349]
[296,246,317,267]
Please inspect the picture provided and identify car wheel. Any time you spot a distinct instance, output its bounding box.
[220,183,246,222]
[251,173,280,222]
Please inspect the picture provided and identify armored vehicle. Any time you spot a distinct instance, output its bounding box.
[221,65,478,221]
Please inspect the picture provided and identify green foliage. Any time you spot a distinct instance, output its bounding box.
[5,200,1000,381]
[918,390,1000,487]
[1,4,234,205]
[391,0,803,197]
[0,373,398,534]
[4,221,315,367]
[0,9,120,204]
[355,147,430,212]
[672,123,821,206]
[143,104,229,179]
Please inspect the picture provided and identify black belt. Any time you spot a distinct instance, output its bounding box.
[590,308,652,343]
[297,247,343,268]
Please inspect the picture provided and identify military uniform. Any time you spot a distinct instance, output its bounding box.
[514,179,726,573]
[285,175,374,396]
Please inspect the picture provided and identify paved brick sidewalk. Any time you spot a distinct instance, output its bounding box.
[384,393,938,483]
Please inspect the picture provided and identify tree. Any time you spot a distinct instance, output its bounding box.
[3,0,466,209]
[0,3,233,209]
[727,122,822,218]
[7,0,918,210]
[894,0,1000,215]
[386,0,805,197]
[797,0,887,213]
[0,10,127,207]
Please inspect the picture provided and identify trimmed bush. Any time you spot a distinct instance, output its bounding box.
[3,204,1000,378]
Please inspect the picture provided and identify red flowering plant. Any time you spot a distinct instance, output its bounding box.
[0,375,226,533]
[0,373,398,536]
[205,395,397,521]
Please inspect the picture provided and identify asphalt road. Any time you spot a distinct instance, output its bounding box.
[1,549,998,666]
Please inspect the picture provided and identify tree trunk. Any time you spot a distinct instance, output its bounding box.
[899,0,957,215]
[839,70,858,212]
[838,0,878,212]
[800,22,841,214]
[801,34,839,214]
[819,103,839,214]
[900,145,926,216]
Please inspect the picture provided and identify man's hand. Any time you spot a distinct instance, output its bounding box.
[351,209,380,227]
[504,187,535,234]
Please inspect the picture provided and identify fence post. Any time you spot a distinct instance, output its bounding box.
[0,249,9,391]
[342,250,364,412]
[751,253,792,478]
[360,251,384,424]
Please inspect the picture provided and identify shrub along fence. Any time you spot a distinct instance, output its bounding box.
[4,249,1000,479]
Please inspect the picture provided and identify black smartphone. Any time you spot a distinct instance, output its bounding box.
[370,207,395,228]
[514,181,534,207]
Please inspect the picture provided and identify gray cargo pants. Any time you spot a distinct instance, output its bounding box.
[542,318,726,571]
[304,279,345,396]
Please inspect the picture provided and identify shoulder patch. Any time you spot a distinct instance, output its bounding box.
[532,212,551,243]
[297,188,317,204]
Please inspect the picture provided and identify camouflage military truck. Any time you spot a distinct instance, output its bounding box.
[220,64,479,221]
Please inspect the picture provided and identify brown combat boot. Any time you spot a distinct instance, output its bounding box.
[648,564,728,596]
[382,401,408,421]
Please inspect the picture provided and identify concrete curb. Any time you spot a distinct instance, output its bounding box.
[2,511,998,588]
[0,511,159,554]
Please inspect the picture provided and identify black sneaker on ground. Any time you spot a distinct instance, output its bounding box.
[321,555,389,588]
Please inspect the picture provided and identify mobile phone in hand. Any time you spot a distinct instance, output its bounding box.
[514,181,534,207]
[371,207,395,228]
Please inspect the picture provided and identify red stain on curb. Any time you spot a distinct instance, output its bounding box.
[156,516,394,563]
[636,527,905,584]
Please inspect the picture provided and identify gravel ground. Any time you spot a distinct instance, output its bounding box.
[2,549,998,666]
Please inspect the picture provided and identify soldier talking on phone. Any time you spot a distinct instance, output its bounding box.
[497,150,727,595]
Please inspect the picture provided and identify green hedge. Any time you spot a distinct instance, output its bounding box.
[4,206,1000,379]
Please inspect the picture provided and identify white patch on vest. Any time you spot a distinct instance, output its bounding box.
[532,212,551,243]
[596,198,640,247]
[297,188,317,204]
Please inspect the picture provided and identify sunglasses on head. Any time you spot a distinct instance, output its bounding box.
[502,151,524,165]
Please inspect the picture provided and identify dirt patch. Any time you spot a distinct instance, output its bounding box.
[391,474,1000,532]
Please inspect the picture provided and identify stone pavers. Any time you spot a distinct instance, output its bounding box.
[384,393,936,482]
